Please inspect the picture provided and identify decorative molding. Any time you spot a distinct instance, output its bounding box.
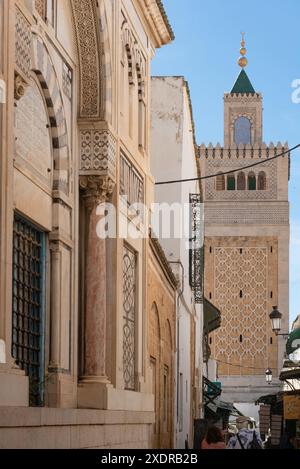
[204,203,289,225]
[121,20,146,96]
[205,159,277,201]
[14,73,29,100]
[71,0,113,122]
[35,0,46,18]
[230,109,256,127]
[137,0,174,47]
[62,62,72,100]
[224,92,262,102]
[79,175,115,210]
[213,246,269,359]
[80,129,117,183]
[15,7,32,82]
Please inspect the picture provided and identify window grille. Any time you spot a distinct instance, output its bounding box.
[122,245,137,390]
[189,194,203,304]
[120,154,144,207]
[12,214,45,406]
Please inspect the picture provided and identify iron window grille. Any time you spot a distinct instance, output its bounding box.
[120,153,144,207]
[122,244,137,391]
[12,214,46,406]
[189,194,204,304]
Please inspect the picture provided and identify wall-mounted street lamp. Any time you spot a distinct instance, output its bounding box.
[269,306,289,338]
[265,368,273,384]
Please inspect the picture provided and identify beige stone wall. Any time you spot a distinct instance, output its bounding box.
[0,0,174,449]
[147,242,176,449]
[0,408,154,449]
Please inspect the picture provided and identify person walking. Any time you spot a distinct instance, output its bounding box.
[201,426,226,450]
[227,416,263,449]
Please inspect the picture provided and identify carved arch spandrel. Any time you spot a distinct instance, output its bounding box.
[71,0,112,123]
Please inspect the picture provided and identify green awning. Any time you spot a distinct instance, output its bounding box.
[204,298,221,334]
[286,327,300,355]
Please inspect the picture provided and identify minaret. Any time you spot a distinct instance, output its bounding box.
[200,35,290,411]
[224,33,263,147]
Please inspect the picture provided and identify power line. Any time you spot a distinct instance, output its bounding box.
[155,143,300,186]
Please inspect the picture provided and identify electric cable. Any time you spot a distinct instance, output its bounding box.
[155,143,300,186]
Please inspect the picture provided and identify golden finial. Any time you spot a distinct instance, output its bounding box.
[238,32,248,68]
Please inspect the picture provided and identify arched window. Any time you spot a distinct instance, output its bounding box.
[237,172,246,190]
[248,172,257,191]
[234,116,251,145]
[227,174,236,191]
[216,173,225,191]
[258,171,267,190]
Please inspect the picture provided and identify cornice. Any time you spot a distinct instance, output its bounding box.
[136,0,174,48]
[149,229,178,290]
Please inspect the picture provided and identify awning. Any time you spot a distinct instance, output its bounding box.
[279,367,300,381]
[204,298,221,334]
[207,398,241,417]
[255,394,279,406]
[286,327,300,355]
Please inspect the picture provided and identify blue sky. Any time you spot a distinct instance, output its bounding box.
[152,0,300,327]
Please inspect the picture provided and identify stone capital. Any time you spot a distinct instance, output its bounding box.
[79,175,115,210]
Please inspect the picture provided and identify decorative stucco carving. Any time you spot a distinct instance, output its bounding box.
[71,0,100,118]
[15,7,32,82]
[214,246,269,359]
[205,158,277,201]
[205,203,289,225]
[35,0,46,18]
[71,0,113,122]
[80,129,116,183]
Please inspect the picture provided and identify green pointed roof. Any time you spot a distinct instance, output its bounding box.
[231,69,255,94]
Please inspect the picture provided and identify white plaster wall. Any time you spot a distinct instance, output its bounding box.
[151,76,203,448]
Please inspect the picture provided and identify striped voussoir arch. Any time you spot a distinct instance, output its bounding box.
[31,35,69,195]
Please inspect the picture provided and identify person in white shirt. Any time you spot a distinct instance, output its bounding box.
[227,416,263,449]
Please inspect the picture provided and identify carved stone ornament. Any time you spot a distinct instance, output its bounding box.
[14,73,29,100]
[80,129,117,182]
[79,175,115,210]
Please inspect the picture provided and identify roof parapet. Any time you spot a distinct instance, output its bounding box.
[198,142,289,159]
[224,92,262,100]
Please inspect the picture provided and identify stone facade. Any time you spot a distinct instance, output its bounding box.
[0,0,174,449]
[147,234,177,449]
[200,73,290,405]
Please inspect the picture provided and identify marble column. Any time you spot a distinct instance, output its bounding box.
[79,175,114,384]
